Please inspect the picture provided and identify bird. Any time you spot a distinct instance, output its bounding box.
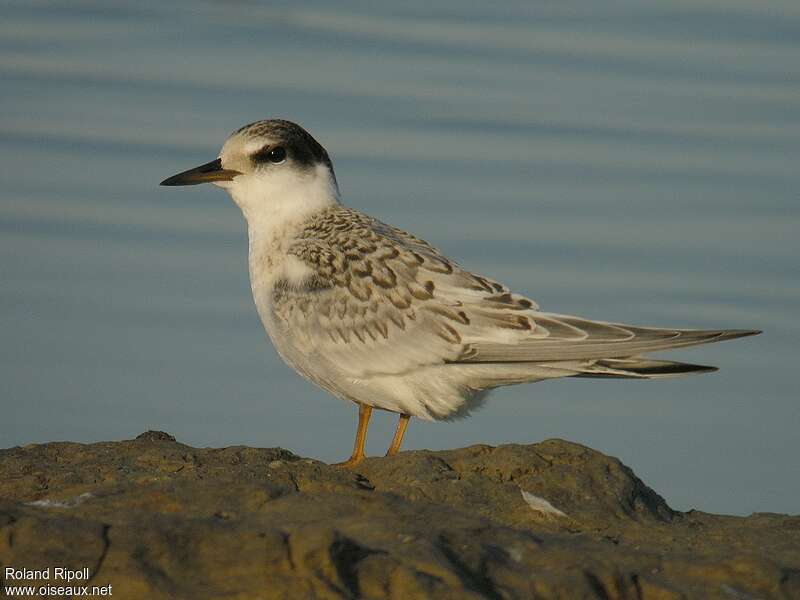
[161,119,760,467]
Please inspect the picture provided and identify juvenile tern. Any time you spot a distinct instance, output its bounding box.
[161,119,760,466]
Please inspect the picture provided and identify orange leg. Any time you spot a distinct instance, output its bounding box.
[333,403,373,467]
[385,413,411,457]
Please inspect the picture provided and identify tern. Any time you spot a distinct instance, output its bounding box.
[161,119,760,466]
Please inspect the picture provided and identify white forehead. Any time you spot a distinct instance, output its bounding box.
[219,131,277,158]
[218,131,281,173]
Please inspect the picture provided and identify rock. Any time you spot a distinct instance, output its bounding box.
[134,430,177,442]
[0,434,797,599]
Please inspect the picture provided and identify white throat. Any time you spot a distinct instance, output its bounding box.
[220,165,339,246]
[223,163,338,238]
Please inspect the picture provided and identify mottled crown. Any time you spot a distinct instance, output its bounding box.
[233,119,335,179]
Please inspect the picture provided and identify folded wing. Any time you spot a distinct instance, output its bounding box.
[281,206,759,381]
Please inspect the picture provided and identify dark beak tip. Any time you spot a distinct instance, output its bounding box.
[159,173,197,186]
[160,158,240,187]
[159,171,202,187]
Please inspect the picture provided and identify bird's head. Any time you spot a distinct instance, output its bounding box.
[161,119,339,221]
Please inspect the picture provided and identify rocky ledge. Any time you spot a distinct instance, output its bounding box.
[0,432,798,599]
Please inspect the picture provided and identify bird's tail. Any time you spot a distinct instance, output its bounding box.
[569,357,719,379]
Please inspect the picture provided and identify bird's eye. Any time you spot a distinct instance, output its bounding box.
[267,146,286,163]
[254,145,286,164]
[253,145,287,165]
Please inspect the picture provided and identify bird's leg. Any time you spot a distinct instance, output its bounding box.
[333,403,373,467]
[385,413,411,457]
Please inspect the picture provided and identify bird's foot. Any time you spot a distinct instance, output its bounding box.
[331,455,365,468]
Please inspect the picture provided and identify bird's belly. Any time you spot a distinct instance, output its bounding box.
[261,319,483,419]
[251,280,495,420]
[253,297,352,403]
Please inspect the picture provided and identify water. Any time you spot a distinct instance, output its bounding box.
[1,0,798,516]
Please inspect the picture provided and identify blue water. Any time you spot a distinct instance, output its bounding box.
[1,1,798,516]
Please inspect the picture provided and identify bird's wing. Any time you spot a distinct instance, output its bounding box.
[276,207,536,378]
[456,318,758,363]
[279,207,757,378]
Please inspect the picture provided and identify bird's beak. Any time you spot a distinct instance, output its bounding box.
[160,158,242,186]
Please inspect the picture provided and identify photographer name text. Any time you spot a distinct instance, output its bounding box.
[3,567,112,597]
